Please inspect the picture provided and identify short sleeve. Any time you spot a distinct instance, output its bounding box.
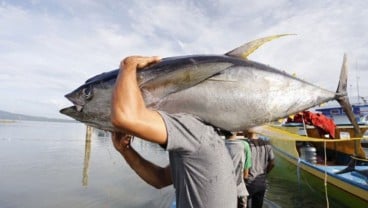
[158,111,218,154]
[267,143,275,161]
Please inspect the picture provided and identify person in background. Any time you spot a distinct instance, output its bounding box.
[110,56,237,208]
[224,131,252,208]
[244,129,275,208]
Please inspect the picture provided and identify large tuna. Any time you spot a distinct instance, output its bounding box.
[60,35,360,135]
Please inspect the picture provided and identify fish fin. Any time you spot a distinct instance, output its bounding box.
[140,58,233,105]
[335,54,361,136]
[225,34,295,59]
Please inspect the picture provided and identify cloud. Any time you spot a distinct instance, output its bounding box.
[1,0,368,118]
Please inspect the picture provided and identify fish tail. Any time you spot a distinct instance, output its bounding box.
[335,54,361,136]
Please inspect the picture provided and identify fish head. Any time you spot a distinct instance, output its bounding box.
[64,84,94,111]
[70,70,118,110]
[61,70,118,125]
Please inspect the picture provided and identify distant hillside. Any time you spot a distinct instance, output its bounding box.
[0,110,76,123]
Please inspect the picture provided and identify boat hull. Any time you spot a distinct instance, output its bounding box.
[253,125,368,208]
[273,147,368,208]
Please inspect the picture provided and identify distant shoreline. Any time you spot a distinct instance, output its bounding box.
[0,110,77,123]
[0,119,77,123]
[0,119,16,123]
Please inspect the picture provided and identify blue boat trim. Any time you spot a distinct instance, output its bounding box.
[272,146,368,191]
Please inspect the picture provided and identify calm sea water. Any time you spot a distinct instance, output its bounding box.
[0,121,362,208]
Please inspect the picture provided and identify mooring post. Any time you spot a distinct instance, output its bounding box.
[82,125,92,186]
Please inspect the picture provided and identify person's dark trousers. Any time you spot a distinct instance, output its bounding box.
[246,190,265,208]
[246,179,266,208]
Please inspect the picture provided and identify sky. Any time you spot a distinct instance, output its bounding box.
[1,0,368,119]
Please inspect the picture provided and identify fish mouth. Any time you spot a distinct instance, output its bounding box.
[60,106,74,114]
[64,93,85,112]
[66,99,84,112]
[62,104,83,112]
[59,105,83,117]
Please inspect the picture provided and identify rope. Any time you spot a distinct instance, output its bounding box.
[301,114,308,137]
[323,140,330,208]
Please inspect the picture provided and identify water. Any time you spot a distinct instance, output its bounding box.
[0,121,173,208]
[0,121,363,208]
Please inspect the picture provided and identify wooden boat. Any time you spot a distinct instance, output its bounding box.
[251,123,368,208]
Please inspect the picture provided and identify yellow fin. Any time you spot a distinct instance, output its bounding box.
[225,34,295,59]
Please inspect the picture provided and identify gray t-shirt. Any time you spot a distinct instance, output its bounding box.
[247,138,275,184]
[159,111,237,208]
[225,140,249,197]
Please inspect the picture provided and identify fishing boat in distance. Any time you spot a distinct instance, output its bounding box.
[251,112,368,208]
[315,103,368,148]
[315,103,368,126]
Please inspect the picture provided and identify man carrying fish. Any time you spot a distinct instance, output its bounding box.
[110,56,238,208]
[59,35,362,207]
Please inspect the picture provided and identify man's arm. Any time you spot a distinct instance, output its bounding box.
[243,140,252,180]
[266,145,275,173]
[243,168,249,180]
[266,159,275,174]
[112,132,172,188]
[111,56,167,145]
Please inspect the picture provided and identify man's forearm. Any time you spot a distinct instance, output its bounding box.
[119,147,172,189]
[110,56,167,145]
[111,59,144,131]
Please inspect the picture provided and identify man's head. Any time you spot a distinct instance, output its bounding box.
[243,128,257,139]
[222,131,238,140]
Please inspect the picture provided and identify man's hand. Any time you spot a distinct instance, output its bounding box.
[111,132,133,153]
[120,56,161,71]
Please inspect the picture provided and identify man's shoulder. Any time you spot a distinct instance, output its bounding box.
[158,111,202,122]
[158,111,221,141]
[158,111,220,132]
[235,138,249,145]
[260,137,272,146]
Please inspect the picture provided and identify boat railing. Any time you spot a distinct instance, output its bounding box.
[252,125,368,164]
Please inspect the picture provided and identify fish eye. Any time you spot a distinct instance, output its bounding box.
[82,87,93,100]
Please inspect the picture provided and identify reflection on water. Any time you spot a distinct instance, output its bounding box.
[0,121,361,208]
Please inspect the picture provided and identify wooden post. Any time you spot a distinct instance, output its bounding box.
[82,125,92,186]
